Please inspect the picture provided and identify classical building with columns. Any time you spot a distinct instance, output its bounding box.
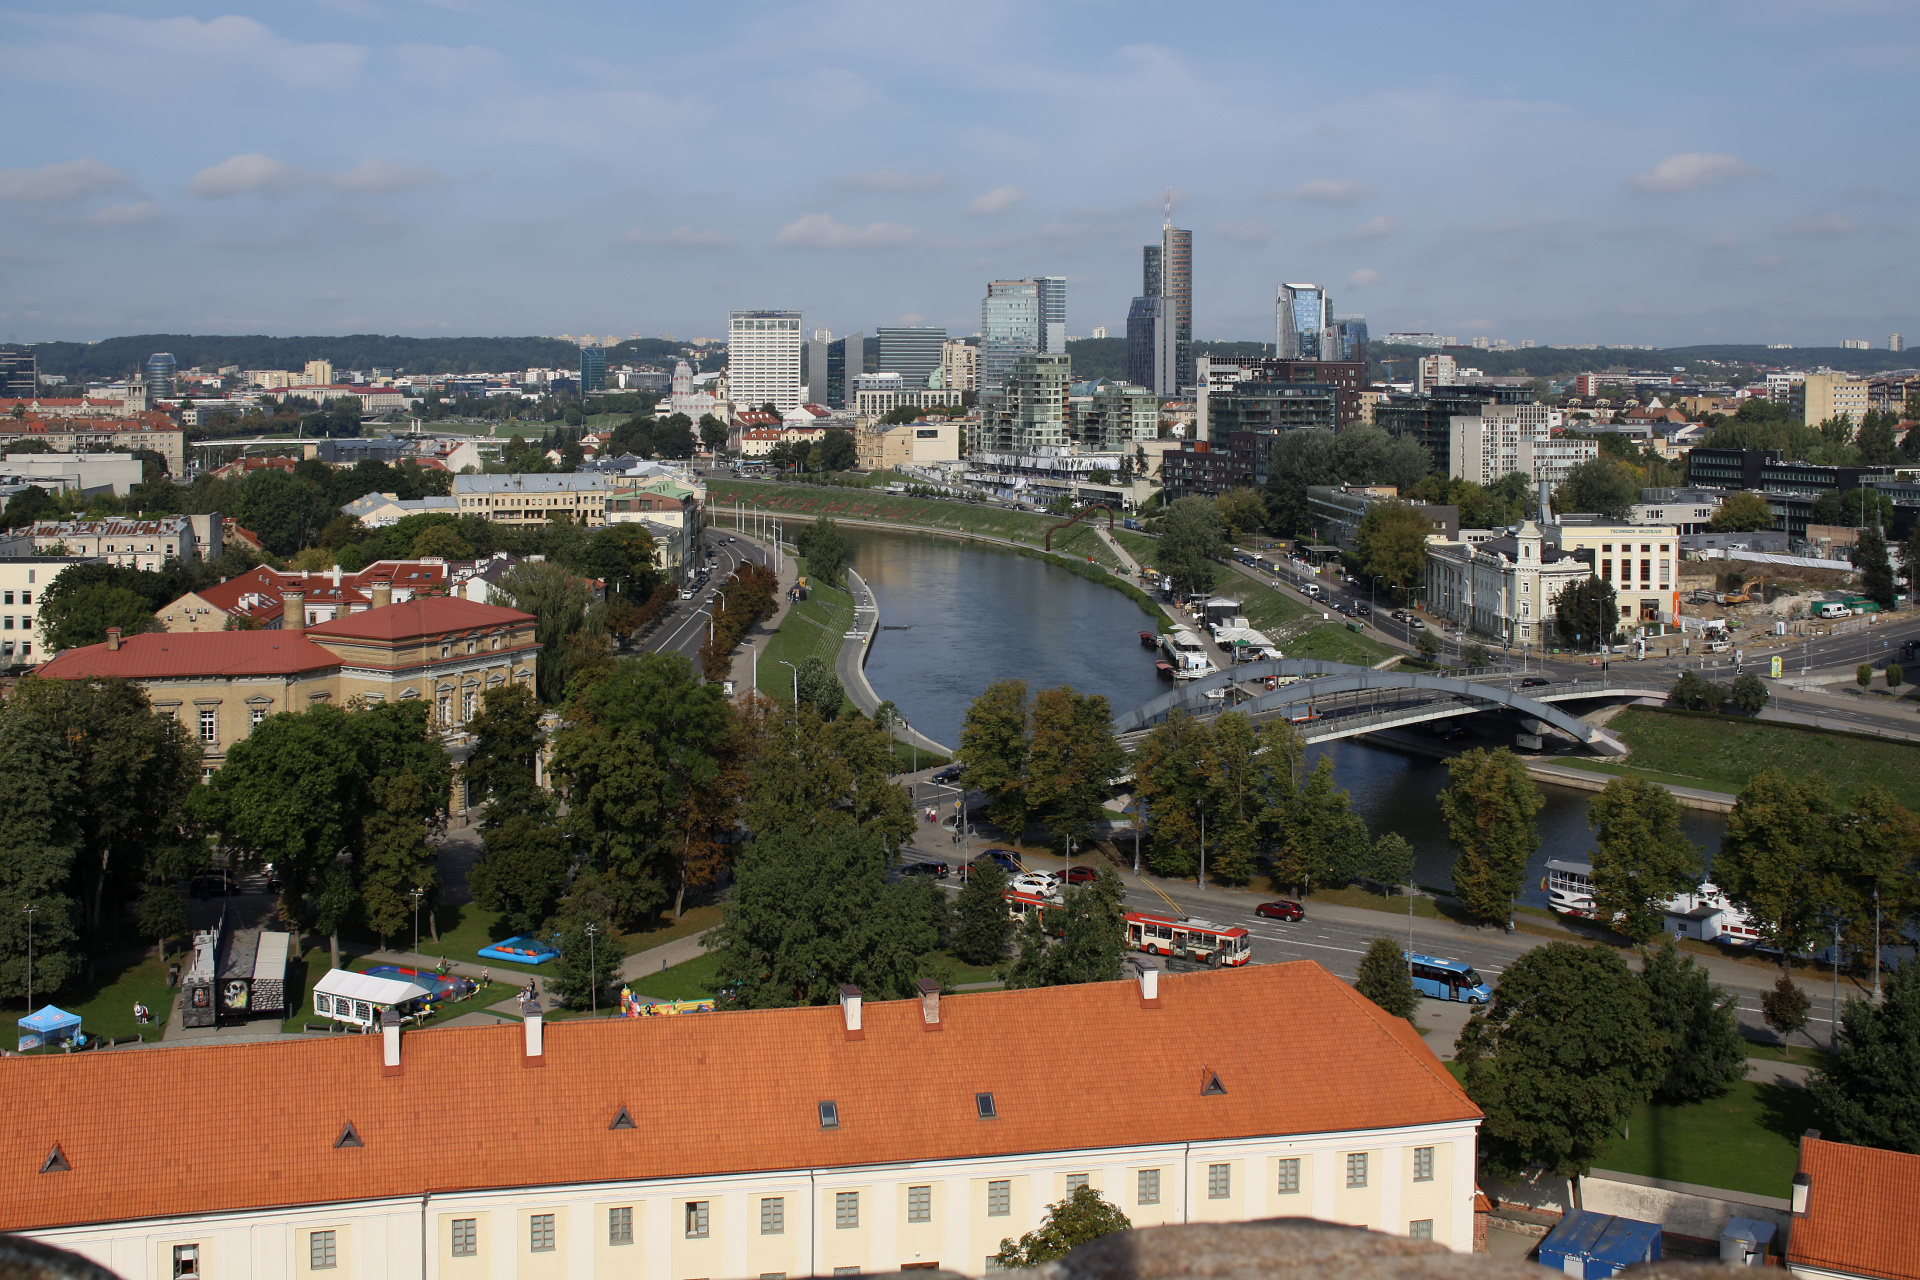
[4,963,1482,1278]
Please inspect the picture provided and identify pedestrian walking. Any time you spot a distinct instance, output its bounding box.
[479,967,491,989]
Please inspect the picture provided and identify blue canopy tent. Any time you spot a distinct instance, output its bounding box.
[17,1005,82,1050]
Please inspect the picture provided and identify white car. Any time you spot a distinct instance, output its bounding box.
[1009,873,1060,898]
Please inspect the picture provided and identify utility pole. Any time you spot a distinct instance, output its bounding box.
[410,888,423,959]
[585,921,599,1016]
[23,902,35,1013]
[1832,918,1842,1053]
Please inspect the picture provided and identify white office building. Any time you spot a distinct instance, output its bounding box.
[728,311,804,412]
[1448,404,1593,486]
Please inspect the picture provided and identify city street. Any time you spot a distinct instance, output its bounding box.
[637,529,773,664]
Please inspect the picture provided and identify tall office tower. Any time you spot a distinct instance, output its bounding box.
[1126,296,1178,396]
[1276,284,1331,360]
[940,340,977,394]
[145,352,177,400]
[824,332,864,408]
[728,310,804,411]
[1037,276,1067,355]
[1158,224,1192,391]
[1331,316,1370,366]
[875,326,948,389]
[981,280,1041,398]
[0,345,36,397]
[980,352,1071,453]
[1142,246,1162,298]
[805,331,830,404]
[579,346,607,393]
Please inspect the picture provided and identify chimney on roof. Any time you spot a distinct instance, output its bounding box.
[372,580,392,609]
[283,588,306,632]
[1129,956,1161,1005]
[839,984,863,1038]
[1791,1172,1811,1216]
[917,977,941,1027]
[331,565,342,587]
[381,1008,402,1074]
[105,626,121,651]
[523,1000,544,1064]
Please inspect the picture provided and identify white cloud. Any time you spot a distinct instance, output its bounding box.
[966,185,1028,217]
[84,201,164,227]
[0,158,132,204]
[829,169,948,194]
[622,225,735,247]
[1346,215,1401,240]
[773,213,919,248]
[190,154,445,198]
[9,13,368,92]
[1628,153,1761,193]
[1781,212,1858,237]
[1275,178,1380,205]
[897,312,925,324]
[1704,231,1738,250]
[1348,268,1381,288]
[1213,217,1268,246]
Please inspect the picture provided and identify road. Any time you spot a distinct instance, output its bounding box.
[638,528,774,663]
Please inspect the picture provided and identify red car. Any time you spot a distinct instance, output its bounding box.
[1064,865,1100,884]
[1255,900,1304,922]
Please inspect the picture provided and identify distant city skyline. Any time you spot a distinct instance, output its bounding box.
[0,1,1914,348]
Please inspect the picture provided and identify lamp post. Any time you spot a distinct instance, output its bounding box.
[585,921,599,1016]
[778,659,798,710]
[696,608,715,647]
[409,887,423,959]
[23,902,35,1012]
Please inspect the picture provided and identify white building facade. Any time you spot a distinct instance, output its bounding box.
[728,311,804,412]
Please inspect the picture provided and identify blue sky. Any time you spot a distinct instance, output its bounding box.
[1,0,1915,348]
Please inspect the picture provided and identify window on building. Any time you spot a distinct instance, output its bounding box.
[836,1191,860,1229]
[309,1230,337,1270]
[1062,1173,1089,1194]
[1408,1220,1434,1241]
[172,1245,200,1277]
[530,1214,555,1253]
[1136,1169,1160,1205]
[987,1180,1011,1217]
[1347,1153,1369,1188]
[441,642,452,658]
[609,1206,633,1246]
[833,1268,862,1276]
[450,1219,477,1256]
[907,1185,932,1223]
[1207,1164,1231,1199]
[462,689,476,722]
[1277,1159,1301,1194]
[251,706,266,728]
[199,709,217,743]
[685,1202,709,1239]
[761,1197,785,1235]
[1413,1147,1435,1181]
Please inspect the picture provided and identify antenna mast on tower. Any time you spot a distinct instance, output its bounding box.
[1163,187,1173,228]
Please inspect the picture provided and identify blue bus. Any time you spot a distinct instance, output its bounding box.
[1405,952,1492,1004]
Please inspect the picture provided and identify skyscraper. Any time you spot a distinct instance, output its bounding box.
[1126,296,1177,396]
[145,352,177,400]
[0,345,36,398]
[875,326,948,389]
[1276,285,1331,360]
[728,310,804,411]
[979,352,1071,453]
[1330,316,1370,366]
[1128,213,1192,394]
[579,346,607,393]
[1158,223,1192,391]
[1036,277,1067,356]
[981,280,1041,398]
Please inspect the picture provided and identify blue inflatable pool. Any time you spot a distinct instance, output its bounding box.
[478,936,559,965]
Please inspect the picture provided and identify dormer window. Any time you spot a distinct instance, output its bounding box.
[440,642,451,659]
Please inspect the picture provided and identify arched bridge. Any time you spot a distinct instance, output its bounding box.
[1114,660,1669,756]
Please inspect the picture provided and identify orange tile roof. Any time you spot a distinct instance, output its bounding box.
[304,595,532,642]
[36,631,341,680]
[0,962,1475,1233]
[1789,1136,1920,1280]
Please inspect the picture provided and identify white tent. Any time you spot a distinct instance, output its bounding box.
[311,969,434,1026]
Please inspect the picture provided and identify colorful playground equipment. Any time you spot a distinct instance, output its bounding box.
[619,986,714,1017]
[477,936,560,965]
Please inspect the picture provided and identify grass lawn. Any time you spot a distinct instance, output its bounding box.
[1113,529,1159,564]
[1592,707,1920,808]
[757,556,856,705]
[1288,623,1396,666]
[339,902,724,975]
[1306,885,1443,920]
[1597,1079,1822,1197]
[1210,577,1313,635]
[13,953,177,1048]
[1743,1040,1835,1068]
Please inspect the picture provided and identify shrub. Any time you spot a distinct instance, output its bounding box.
[1859,664,1874,687]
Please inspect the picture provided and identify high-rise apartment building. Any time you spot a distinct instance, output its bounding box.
[0,345,36,397]
[728,310,804,411]
[302,359,334,387]
[1276,285,1331,360]
[1892,333,1906,353]
[1037,276,1067,356]
[940,340,977,394]
[1126,296,1177,396]
[875,326,948,389]
[145,352,178,400]
[977,352,1070,453]
[1416,354,1457,394]
[981,281,1040,398]
[579,346,607,394]
[1128,221,1193,394]
[1447,402,1570,485]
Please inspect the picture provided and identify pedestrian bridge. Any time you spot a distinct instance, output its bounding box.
[1113,660,1669,756]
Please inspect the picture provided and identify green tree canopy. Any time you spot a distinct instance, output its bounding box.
[958,679,1031,835]
[461,683,548,828]
[1553,456,1640,520]
[490,559,605,704]
[1005,869,1127,988]
[795,517,849,587]
[1554,575,1619,651]
[992,1186,1131,1269]
[1155,496,1227,596]
[1356,501,1432,594]
[1587,776,1701,942]
[1641,938,1746,1105]
[1456,941,1663,1179]
[1356,935,1418,1023]
[1715,769,1841,962]
[795,654,844,721]
[1809,961,1920,1154]
[952,859,1014,966]
[467,812,569,935]
[1213,488,1266,542]
[1438,747,1542,923]
[1025,686,1127,851]
[36,583,159,652]
[1707,491,1777,532]
[1855,527,1897,610]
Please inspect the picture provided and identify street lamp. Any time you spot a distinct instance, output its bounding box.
[585,921,599,1016]
[22,902,35,1012]
[778,659,798,710]
[696,609,715,647]
[409,887,423,959]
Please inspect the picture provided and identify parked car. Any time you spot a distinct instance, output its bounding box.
[1520,676,1550,688]
[1391,608,1410,621]
[1406,617,1427,631]
[1009,872,1060,896]
[900,860,950,880]
[1354,603,1371,617]
[975,849,1023,874]
[1255,900,1305,921]
[931,765,963,784]
[677,588,694,601]
[1063,864,1100,884]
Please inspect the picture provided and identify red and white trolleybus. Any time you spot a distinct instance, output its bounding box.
[1125,911,1251,967]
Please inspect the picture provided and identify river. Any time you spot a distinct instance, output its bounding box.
[843,526,1724,907]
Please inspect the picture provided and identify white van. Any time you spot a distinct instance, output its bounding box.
[1815,602,1852,619]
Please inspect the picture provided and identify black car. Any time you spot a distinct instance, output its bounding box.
[1354,603,1371,617]
[1520,676,1550,688]
[931,765,963,784]
[900,860,950,880]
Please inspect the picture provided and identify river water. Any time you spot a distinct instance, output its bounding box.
[845,527,1724,907]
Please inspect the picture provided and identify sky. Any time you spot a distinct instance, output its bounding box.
[1,0,1917,350]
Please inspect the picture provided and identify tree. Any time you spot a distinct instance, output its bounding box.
[36,583,159,651]
[1716,770,1841,963]
[461,684,548,827]
[1416,630,1439,661]
[1438,748,1542,923]
[651,415,696,458]
[1262,429,1340,536]
[1553,457,1640,520]
[1809,962,1920,1154]
[1707,492,1777,533]
[1891,665,1906,690]
[1200,712,1269,884]
[1155,496,1227,596]
[958,680,1031,835]
[410,523,473,560]
[1462,641,1490,668]
[352,702,450,947]
[791,654,844,720]
[467,813,569,935]
[1762,972,1812,1048]
[136,886,189,959]
[698,414,729,451]
[1213,488,1266,543]
[230,468,334,557]
[811,430,858,471]
[1356,935,1418,1022]
[1273,757,1369,893]
[1901,521,1920,598]
[583,522,661,601]
[992,1186,1131,1269]
[544,872,618,1012]
[1024,687,1127,851]
[1729,672,1768,714]
[1455,942,1662,1179]
[312,863,356,970]
[1367,832,1416,888]
[708,820,938,1007]
[1668,669,1729,712]
[1130,709,1212,879]
[795,517,849,587]
[1859,663,1874,687]
[1811,486,1894,529]
[1640,937,1746,1104]
[1356,502,1432,595]
[490,559,604,704]
[953,859,1014,966]
[1856,526,1897,610]
[1554,575,1619,651]
[1587,776,1701,942]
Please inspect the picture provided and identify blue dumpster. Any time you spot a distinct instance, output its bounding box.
[1537,1209,1662,1277]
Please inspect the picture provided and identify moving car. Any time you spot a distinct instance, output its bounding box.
[1520,676,1550,688]
[930,765,963,784]
[1009,872,1061,897]
[1062,865,1101,885]
[1255,899,1304,921]
[974,849,1023,874]
[900,860,950,880]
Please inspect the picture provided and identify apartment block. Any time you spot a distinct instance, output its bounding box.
[454,473,616,527]
[1792,373,1875,426]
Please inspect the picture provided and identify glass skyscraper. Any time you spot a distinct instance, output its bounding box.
[875,326,947,389]
[0,345,36,397]
[579,346,607,393]
[981,280,1040,398]
[1036,276,1067,356]
[1331,316,1370,365]
[1276,285,1330,360]
[1128,223,1191,394]
[145,352,177,400]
